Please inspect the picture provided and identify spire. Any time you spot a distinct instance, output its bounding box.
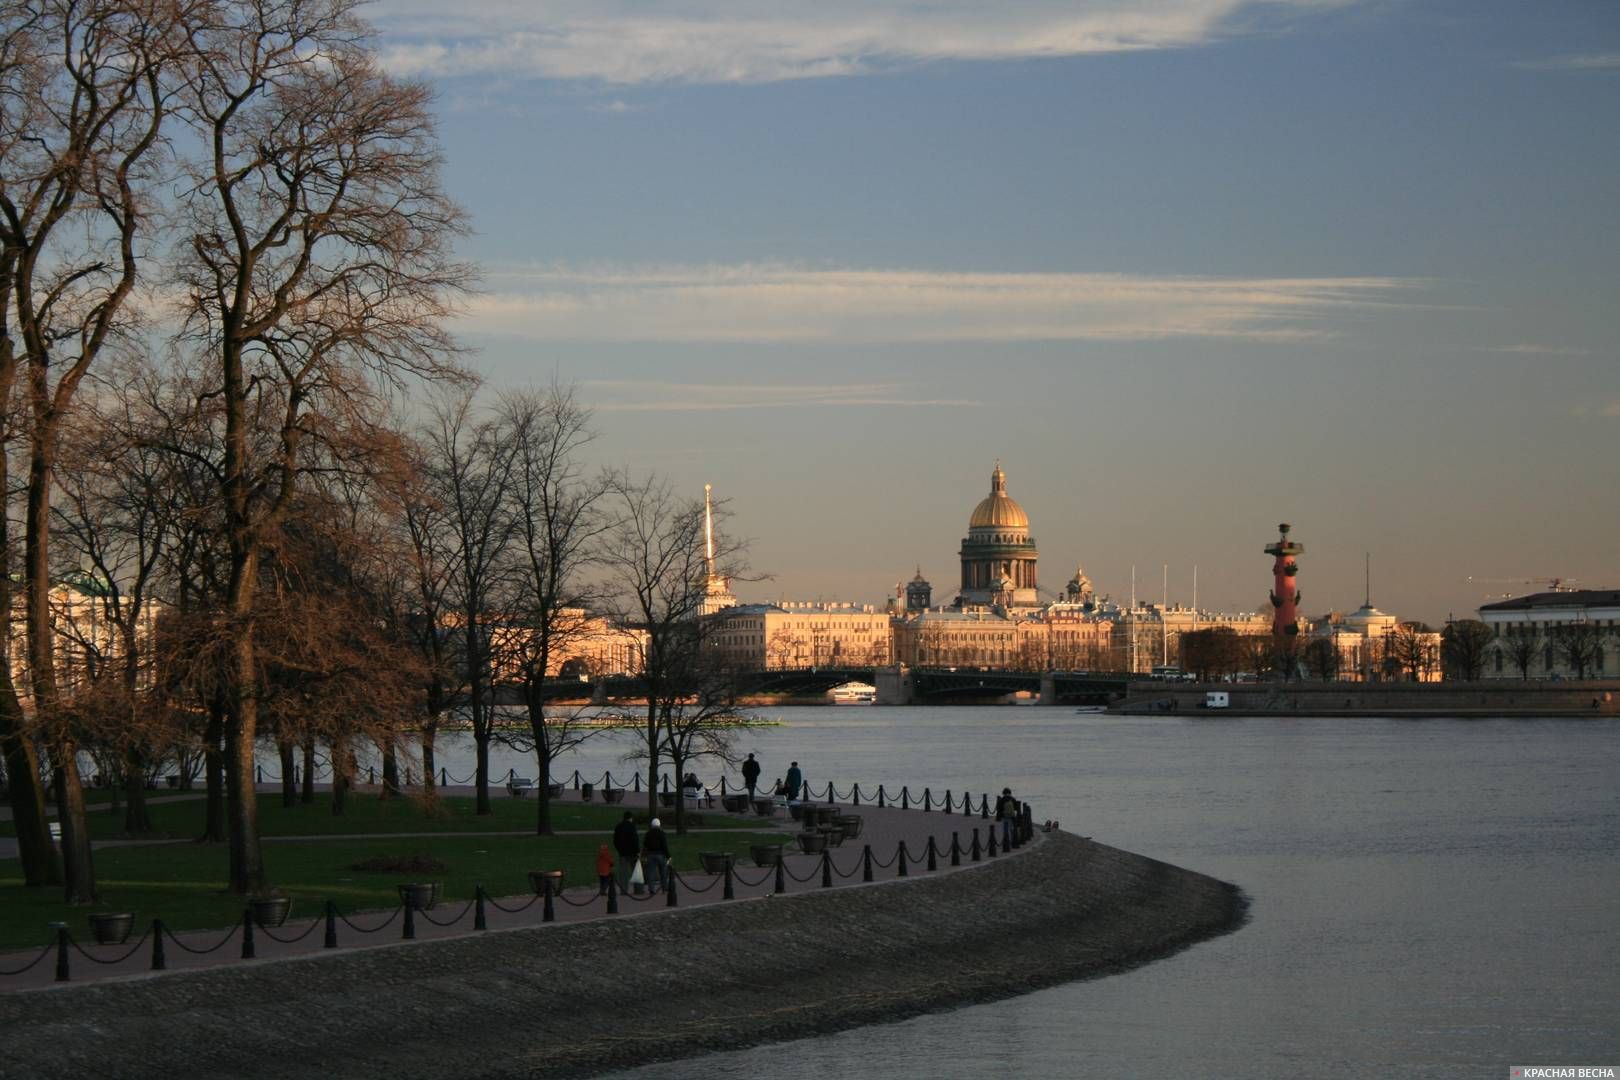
[1364,551,1372,608]
[990,460,1006,494]
[704,483,715,573]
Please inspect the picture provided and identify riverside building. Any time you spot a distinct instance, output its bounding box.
[1478,590,1619,679]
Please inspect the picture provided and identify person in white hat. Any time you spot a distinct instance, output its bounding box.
[643,816,671,894]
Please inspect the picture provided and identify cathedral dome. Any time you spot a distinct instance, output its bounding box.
[968,464,1029,530]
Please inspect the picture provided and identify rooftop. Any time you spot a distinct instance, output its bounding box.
[1479,590,1620,612]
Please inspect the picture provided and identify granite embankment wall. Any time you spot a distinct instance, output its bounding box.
[1,834,1244,1080]
[1124,679,1620,716]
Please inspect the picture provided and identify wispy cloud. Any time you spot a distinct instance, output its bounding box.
[1480,343,1592,356]
[582,379,974,412]
[465,262,1419,344]
[372,1,1352,86]
[1513,52,1620,73]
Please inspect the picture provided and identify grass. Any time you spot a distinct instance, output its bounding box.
[0,825,785,950]
[1,790,721,841]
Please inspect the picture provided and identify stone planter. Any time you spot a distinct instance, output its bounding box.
[250,897,292,928]
[698,851,734,875]
[821,825,847,847]
[601,788,625,804]
[749,843,784,867]
[396,882,441,911]
[659,790,675,808]
[722,794,749,813]
[751,799,778,817]
[796,832,827,855]
[88,912,134,945]
[546,783,564,798]
[528,869,565,896]
[833,814,864,839]
[788,802,809,822]
[814,805,840,827]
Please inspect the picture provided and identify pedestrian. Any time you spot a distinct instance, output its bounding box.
[612,810,640,891]
[643,817,670,894]
[785,760,803,802]
[741,752,761,798]
[995,787,1017,848]
[596,843,614,895]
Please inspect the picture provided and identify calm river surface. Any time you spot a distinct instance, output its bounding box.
[300,707,1620,1078]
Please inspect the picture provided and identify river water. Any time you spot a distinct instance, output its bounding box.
[285,707,1620,1078]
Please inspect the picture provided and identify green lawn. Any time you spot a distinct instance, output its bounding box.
[0,826,785,950]
[1,791,724,841]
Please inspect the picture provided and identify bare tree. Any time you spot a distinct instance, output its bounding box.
[1386,622,1437,682]
[1441,619,1494,681]
[1502,626,1541,681]
[419,391,514,816]
[599,474,749,828]
[1301,637,1339,682]
[1549,621,1603,679]
[169,0,470,892]
[496,385,611,834]
[0,0,182,899]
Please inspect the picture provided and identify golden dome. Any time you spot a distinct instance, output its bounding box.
[968,464,1030,530]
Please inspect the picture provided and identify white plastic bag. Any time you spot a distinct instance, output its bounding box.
[629,859,645,887]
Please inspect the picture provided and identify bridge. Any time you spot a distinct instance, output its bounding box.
[511,667,1135,706]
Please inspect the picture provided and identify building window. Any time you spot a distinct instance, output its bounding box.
[1494,650,1503,673]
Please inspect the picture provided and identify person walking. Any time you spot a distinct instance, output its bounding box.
[785,760,803,802]
[612,811,640,891]
[995,787,1017,849]
[741,753,761,799]
[643,817,671,894]
[595,843,614,895]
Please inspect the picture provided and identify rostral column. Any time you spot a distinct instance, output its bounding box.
[1264,522,1304,638]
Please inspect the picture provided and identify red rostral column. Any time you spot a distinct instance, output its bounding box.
[1265,522,1304,638]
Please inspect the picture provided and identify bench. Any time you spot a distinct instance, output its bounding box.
[506,777,535,798]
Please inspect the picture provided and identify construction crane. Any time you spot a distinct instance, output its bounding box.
[1465,576,1577,594]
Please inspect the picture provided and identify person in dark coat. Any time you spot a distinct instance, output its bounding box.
[785,761,803,801]
[612,811,640,891]
[741,753,762,798]
[642,817,671,894]
[995,788,1017,848]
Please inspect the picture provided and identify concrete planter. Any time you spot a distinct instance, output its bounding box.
[796,832,827,855]
[250,897,292,928]
[698,852,734,875]
[528,870,565,895]
[88,912,134,945]
[397,882,441,911]
[722,794,749,813]
[601,788,625,804]
[752,800,778,817]
[834,814,864,838]
[749,844,784,867]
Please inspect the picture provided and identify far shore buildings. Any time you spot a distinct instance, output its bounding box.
[1477,590,1619,679]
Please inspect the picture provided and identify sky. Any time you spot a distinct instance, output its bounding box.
[369,0,1620,626]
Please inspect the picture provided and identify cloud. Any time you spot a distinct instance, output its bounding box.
[581,379,975,412]
[464,262,1418,344]
[371,0,1352,86]
[1513,52,1620,73]
[1481,343,1592,356]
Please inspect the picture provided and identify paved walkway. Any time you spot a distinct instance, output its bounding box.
[0,788,1042,992]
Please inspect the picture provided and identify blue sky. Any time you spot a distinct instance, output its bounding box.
[372,0,1619,624]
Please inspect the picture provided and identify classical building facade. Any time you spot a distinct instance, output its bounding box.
[708,602,891,670]
[1478,590,1619,679]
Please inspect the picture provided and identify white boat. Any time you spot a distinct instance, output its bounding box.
[830,682,877,704]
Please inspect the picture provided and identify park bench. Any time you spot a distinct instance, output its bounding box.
[506,777,535,798]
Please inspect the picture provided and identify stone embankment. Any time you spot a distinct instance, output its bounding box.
[0,833,1244,1080]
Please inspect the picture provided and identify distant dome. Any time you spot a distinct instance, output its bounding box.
[968,464,1030,530]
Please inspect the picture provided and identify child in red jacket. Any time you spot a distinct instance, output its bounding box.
[596,843,614,895]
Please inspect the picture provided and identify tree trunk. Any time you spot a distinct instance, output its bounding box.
[27,439,93,902]
[0,687,59,886]
[52,757,97,904]
[279,741,297,808]
[644,702,659,822]
[331,738,349,816]
[225,571,267,894]
[381,740,400,799]
[122,748,152,834]
[474,730,491,815]
[202,701,227,843]
[301,740,315,804]
[421,719,438,798]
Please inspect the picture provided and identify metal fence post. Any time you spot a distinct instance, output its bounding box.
[863,844,874,883]
[241,908,256,959]
[927,836,938,872]
[821,850,833,888]
[543,876,556,923]
[402,901,416,940]
[951,832,962,867]
[53,925,69,982]
[325,902,338,948]
[897,840,909,877]
[474,886,487,931]
[606,873,619,915]
[971,827,981,861]
[723,860,735,901]
[151,919,167,971]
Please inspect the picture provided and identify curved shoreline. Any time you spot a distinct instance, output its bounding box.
[0,834,1245,1080]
